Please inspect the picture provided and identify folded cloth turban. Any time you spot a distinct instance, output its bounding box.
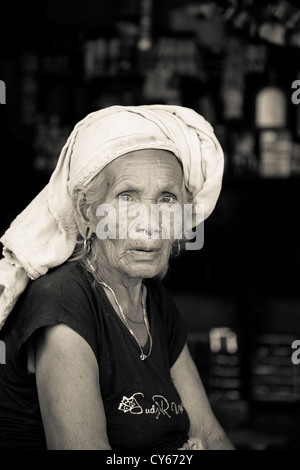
[0,104,224,329]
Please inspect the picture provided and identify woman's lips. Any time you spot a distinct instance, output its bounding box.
[129,247,160,258]
[129,242,161,252]
[133,247,159,252]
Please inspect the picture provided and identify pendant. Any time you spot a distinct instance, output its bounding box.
[140,353,146,360]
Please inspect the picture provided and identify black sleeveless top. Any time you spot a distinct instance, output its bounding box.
[0,261,190,450]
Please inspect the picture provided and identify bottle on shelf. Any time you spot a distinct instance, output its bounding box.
[255,69,292,178]
[291,70,300,176]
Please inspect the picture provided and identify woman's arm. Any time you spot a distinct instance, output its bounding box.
[171,343,235,450]
[33,323,111,450]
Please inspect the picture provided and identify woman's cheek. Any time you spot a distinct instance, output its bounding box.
[95,200,124,240]
[159,203,185,242]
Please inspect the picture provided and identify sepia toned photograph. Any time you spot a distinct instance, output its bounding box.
[0,0,300,455]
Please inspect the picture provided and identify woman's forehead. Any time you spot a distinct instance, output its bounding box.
[104,149,183,182]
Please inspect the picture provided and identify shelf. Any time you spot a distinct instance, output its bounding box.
[222,174,300,186]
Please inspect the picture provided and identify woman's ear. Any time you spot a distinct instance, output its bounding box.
[73,186,95,238]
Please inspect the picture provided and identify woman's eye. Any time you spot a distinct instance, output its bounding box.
[161,194,177,204]
[118,194,132,201]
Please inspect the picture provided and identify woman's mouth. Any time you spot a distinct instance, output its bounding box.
[129,247,160,258]
[134,248,157,252]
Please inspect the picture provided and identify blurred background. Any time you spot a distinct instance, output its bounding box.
[1,0,300,450]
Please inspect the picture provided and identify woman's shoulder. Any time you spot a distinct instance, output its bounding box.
[16,261,96,318]
[2,261,100,368]
[26,261,91,296]
[11,261,98,343]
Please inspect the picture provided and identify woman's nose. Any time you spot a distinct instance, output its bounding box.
[129,202,161,238]
[140,203,162,234]
[140,228,160,239]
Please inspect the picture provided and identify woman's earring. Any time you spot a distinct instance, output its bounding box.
[171,240,181,257]
[83,227,92,254]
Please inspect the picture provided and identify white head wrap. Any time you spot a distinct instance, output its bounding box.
[0,104,224,329]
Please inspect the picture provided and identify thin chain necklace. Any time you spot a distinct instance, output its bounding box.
[86,259,153,360]
[123,311,145,325]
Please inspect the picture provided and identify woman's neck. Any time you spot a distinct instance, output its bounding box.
[88,259,145,322]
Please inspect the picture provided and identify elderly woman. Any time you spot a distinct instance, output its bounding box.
[0,105,234,450]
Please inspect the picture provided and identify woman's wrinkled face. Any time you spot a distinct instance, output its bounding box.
[90,149,185,281]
